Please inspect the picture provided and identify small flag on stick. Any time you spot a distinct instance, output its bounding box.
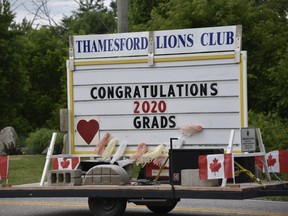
[256,149,288,173]
[198,153,234,179]
[52,157,80,170]
[0,155,9,180]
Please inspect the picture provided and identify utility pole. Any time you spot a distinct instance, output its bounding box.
[117,0,128,33]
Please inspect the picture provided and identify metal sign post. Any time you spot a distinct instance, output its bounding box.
[40,132,57,186]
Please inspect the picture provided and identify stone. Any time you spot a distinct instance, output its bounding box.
[47,169,82,186]
[0,127,18,155]
[181,169,219,187]
[83,164,131,185]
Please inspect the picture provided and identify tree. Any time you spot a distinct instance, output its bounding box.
[11,0,60,28]
[24,26,67,129]
[0,0,31,134]
[128,0,168,31]
[241,1,288,119]
[63,0,117,35]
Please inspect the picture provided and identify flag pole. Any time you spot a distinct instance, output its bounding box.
[221,130,235,187]
[40,132,57,186]
[256,128,271,181]
[6,155,9,185]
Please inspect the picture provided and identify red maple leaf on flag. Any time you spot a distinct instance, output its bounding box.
[267,154,277,167]
[209,158,222,176]
[60,159,70,169]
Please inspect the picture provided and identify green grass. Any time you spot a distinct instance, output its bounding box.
[255,196,288,201]
[0,155,46,185]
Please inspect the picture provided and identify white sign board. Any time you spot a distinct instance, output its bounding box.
[71,26,241,59]
[67,26,247,155]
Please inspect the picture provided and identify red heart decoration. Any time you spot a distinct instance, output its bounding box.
[77,119,99,144]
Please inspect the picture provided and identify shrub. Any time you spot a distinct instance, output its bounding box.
[248,111,288,152]
[249,111,288,181]
[3,142,21,155]
[25,128,64,154]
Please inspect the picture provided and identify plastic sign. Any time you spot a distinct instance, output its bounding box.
[71,25,241,59]
[241,128,256,152]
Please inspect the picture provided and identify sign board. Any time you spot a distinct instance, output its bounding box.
[67,26,247,155]
[241,128,256,152]
[71,25,241,59]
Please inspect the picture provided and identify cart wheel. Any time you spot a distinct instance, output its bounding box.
[146,200,178,214]
[88,197,127,216]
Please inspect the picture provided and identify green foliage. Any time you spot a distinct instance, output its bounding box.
[23,27,68,130]
[244,2,288,119]
[68,10,116,34]
[63,0,116,35]
[128,0,168,31]
[248,111,288,152]
[0,0,31,134]
[25,128,64,154]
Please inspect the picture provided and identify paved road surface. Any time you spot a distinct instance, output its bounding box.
[0,197,287,216]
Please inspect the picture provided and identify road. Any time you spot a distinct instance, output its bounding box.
[0,197,287,216]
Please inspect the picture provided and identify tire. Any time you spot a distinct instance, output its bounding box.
[146,201,178,214]
[88,197,127,216]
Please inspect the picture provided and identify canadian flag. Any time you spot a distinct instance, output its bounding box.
[255,156,264,171]
[0,156,9,180]
[260,149,288,173]
[52,157,80,170]
[198,154,234,179]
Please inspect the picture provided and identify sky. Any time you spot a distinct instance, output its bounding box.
[10,0,111,26]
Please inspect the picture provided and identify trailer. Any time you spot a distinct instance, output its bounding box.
[1,25,287,216]
[0,180,287,215]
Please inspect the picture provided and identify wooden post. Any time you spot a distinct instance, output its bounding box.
[117,0,128,33]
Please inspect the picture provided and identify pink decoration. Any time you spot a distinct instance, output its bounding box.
[96,132,110,155]
[179,124,203,136]
[130,143,147,161]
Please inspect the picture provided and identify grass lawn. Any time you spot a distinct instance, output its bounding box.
[0,155,46,185]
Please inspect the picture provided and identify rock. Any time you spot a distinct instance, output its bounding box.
[0,126,18,155]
